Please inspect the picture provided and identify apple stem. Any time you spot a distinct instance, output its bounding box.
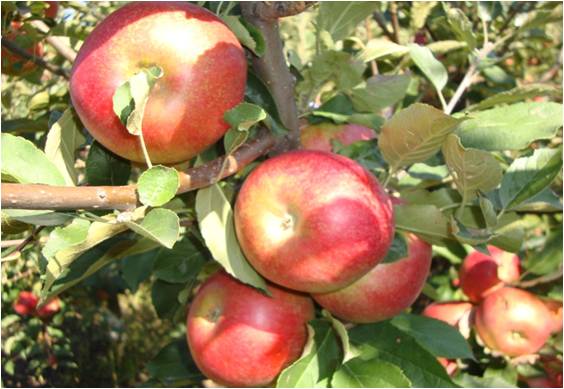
[138,130,153,169]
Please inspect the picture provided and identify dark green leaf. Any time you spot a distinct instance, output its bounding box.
[317,2,380,41]
[382,233,408,264]
[332,358,412,388]
[146,339,203,385]
[86,141,131,186]
[153,238,207,283]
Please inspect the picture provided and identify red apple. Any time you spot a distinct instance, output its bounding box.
[525,376,558,388]
[45,2,59,19]
[422,301,473,328]
[474,287,553,357]
[459,245,521,302]
[186,271,314,387]
[300,122,376,152]
[312,233,431,323]
[543,299,563,334]
[13,291,39,316]
[36,297,61,318]
[70,2,246,163]
[1,22,44,76]
[234,150,394,293]
[438,357,458,376]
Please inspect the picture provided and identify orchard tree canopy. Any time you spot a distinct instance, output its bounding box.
[1,1,562,388]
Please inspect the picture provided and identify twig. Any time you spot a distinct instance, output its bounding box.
[517,268,563,288]
[1,226,44,260]
[1,37,70,79]
[497,1,526,37]
[28,20,77,62]
[1,131,276,211]
[389,2,400,44]
[373,12,396,42]
[365,17,378,75]
[242,2,316,20]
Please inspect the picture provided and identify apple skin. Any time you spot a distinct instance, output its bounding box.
[300,122,376,152]
[186,271,314,387]
[543,299,563,334]
[312,233,431,323]
[474,287,553,357]
[422,301,473,328]
[459,245,521,302]
[234,150,394,293]
[13,291,39,316]
[1,22,44,76]
[45,2,59,19]
[36,297,61,318]
[70,1,246,164]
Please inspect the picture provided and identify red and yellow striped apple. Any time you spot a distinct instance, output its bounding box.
[312,233,431,323]
[234,150,394,293]
[70,1,246,163]
[459,245,521,302]
[474,287,553,357]
[300,122,376,152]
[186,271,314,387]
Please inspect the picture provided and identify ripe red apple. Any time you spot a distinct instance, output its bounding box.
[312,233,431,323]
[13,291,39,316]
[459,245,521,302]
[1,22,44,76]
[234,150,394,293]
[524,376,558,388]
[45,2,59,19]
[186,271,314,387]
[36,297,61,318]
[543,299,563,334]
[474,287,553,357]
[70,2,246,164]
[422,301,473,328]
[300,122,376,152]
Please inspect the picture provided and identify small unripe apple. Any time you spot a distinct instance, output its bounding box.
[300,123,376,152]
[1,22,44,76]
[474,287,553,357]
[186,271,314,387]
[422,301,473,328]
[459,245,521,302]
[13,291,39,316]
[70,2,246,163]
[312,233,431,323]
[234,150,394,293]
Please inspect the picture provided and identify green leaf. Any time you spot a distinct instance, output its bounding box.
[86,141,131,186]
[382,232,408,264]
[126,208,180,249]
[195,184,267,291]
[44,109,85,186]
[1,118,48,133]
[322,310,360,363]
[451,217,493,246]
[41,218,91,263]
[410,2,437,30]
[443,134,503,200]
[499,148,563,211]
[479,195,497,229]
[395,204,451,246]
[379,103,462,170]
[524,227,563,276]
[224,102,267,132]
[121,249,159,292]
[356,39,409,63]
[222,16,264,56]
[317,2,380,41]
[350,322,456,387]
[349,74,411,113]
[245,71,282,123]
[512,188,562,213]
[454,373,516,388]
[409,44,448,93]
[308,50,364,92]
[153,238,207,283]
[137,165,180,207]
[112,66,163,135]
[426,40,467,55]
[276,319,342,388]
[391,313,474,359]
[466,84,559,112]
[1,133,66,185]
[444,6,477,51]
[3,209,72,226]
[332,358,412,388]
[151,279,187,320]
[146,339,203,385]
[455,102,564,151]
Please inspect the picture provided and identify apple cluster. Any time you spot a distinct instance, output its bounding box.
[422,246,562,385]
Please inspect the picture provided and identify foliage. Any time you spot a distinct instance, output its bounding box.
[1,1,562,388]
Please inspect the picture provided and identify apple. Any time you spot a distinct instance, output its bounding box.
[300,122,376,152]
[234,150,394,293]
[474,287,553,357]
[1,22,44,76]
[45,2,59,19]
[422,301,473,328]
[36,297,61,318]
[312,233,431,323]
[524,376,559,388]
[543,299,563,334]
[13,291,39,316]
[70,2,246,164]
[459,245,521,302]
[186,271,314,387]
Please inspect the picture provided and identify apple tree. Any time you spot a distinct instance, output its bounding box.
[1,1,562,387]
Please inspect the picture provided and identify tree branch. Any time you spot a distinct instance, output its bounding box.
[242,1,316,20]
[2,131,276,211]
[373,12,396,42]
[389,2,400,44]
[241,2,301,153]
[1,37,70,79]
